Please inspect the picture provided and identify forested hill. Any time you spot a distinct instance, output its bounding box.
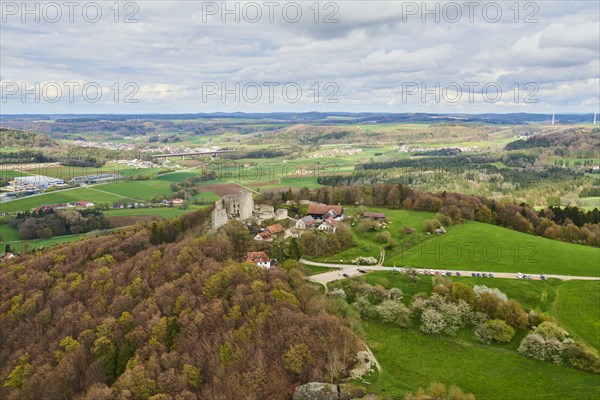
[0,128,56,147]
[0,207,358,400]
[505,128,600,155]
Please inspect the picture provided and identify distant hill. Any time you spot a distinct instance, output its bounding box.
[505,128,600,157]
[0,128,56,147]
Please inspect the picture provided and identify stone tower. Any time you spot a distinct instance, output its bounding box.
[238,190,253,220]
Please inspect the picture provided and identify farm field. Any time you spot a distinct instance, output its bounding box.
[96,180,174,201]
[103,206,202,218]
[0,188,125,213]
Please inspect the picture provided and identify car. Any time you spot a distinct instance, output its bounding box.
[471,272,476,277]
[456,272,461,277]
[430,269,435,275]
[482,273,488,278]
[540,274,546,280]
[489,273,494,278]
[446,271,452,276]
[441,270,446,275]
[476,273,481,277]
[358,269,367,274]
[342,273,350,278]
[418,269,424,275]
[517,272,523,278]
[528,275,533,280]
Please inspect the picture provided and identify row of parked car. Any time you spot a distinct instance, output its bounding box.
[471,272,495,278]
[419,269,461,277]
[518,272,547,280]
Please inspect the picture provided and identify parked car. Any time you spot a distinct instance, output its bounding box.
[430,269,435,275]
[517,272,523,278]
[358,269,367,274]
[418,269,424,275]
[424,270,430,275]
[482,273,488,278]
[540,274,546,280]
[476,273,481,278]
[489,273,495,278]
[445,271,452,276]
[456,272,461,277]
[342,273,350,278]
[471,272,476,277]
[435,270,441,275]
[528,275,533,280]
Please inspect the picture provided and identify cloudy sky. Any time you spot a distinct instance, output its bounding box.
[1,0,598,114]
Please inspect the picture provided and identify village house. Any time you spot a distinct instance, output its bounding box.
[171,198,184,206]
[253,223,285,242]
[254,231,273,242]
[318,217,338,233]
[243,251,271,268]
[74,201,95,208]
[362,211,387,221]
[307,204,344,221]
[295,215,316,230]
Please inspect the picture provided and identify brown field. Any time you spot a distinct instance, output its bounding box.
[107,215,164,228]
[196,183,247,196]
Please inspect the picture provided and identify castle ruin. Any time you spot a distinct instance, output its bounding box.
[211,189,254,230]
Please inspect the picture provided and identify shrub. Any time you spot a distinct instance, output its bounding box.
[476,319,515,343]
[375,300,411,327]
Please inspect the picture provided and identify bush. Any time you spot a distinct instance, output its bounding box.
[476,319,515,343]
[375,300,411,327]
[562,341,600,373]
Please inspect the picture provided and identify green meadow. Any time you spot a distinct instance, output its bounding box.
[317,208,600,277]
[333,272,600,399]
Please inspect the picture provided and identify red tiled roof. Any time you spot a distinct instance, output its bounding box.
[267,223,284,234]
[244,251,270,263]
[307,204,343,216]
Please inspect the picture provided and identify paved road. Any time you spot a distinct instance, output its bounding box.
[300,259,600,287]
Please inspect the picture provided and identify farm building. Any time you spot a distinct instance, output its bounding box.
[307,204,344,220]
[362,212,387,221]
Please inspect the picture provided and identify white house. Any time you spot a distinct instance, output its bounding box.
[243,251,271,268]
[295,216,316,230]
[318,217,338,233]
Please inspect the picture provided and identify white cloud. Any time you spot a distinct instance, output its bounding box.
[0,0,598,113]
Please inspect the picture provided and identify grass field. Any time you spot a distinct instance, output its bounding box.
[393,221,600,277]
[0,169,32,180]
[553,280,600,351]
[363,321,599,400]
[333,271,600,398]
[0,188,125,213]
[0,224,20,242]
[352,271,600,352]
[314,208,600,277]
[96,180,174,201]
[103,206,202,218]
